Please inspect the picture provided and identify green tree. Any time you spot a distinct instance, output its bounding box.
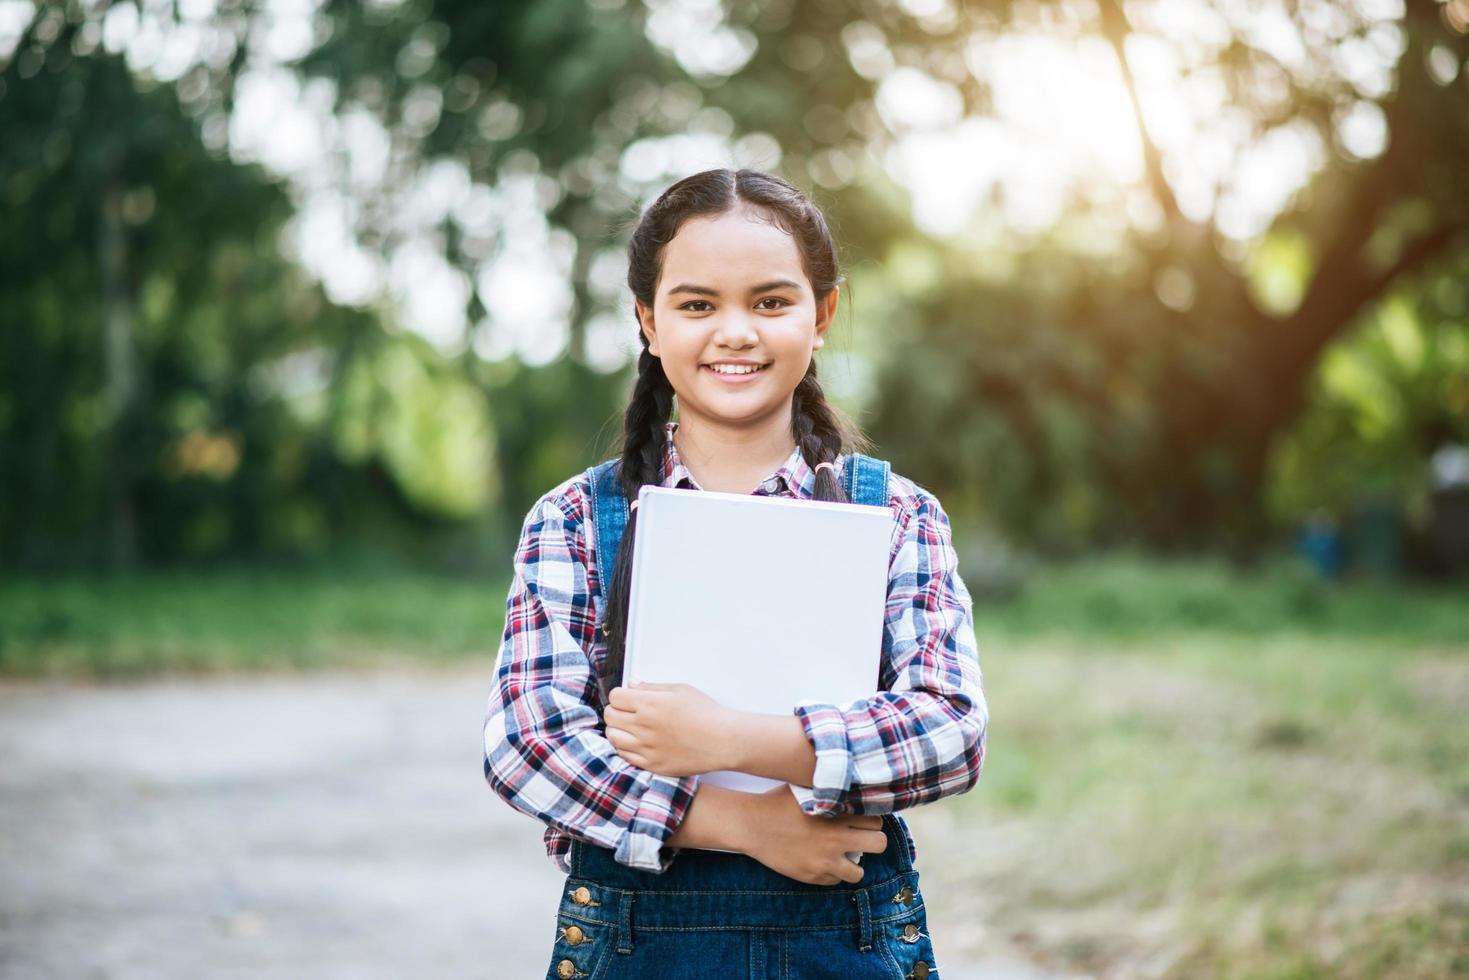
[0,34,454,569]
[862,0,1469,550]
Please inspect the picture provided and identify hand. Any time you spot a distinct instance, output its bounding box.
[604,681,738,778]
[742,785,888,885]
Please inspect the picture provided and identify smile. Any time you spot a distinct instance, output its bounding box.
[702,363,770,383]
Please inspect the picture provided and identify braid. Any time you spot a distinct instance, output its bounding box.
[791,360,872,503]
[599,345,674,699]
[618,347,675,501]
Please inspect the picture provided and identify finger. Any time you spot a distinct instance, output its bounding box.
[604,706,633,726]
[855,829,888,854]
[838,859,864,884]
[632,684,681,699]
[607,733,644,763]
[606,725,642,748]
[848,816,883,831]
[608,687,632,709]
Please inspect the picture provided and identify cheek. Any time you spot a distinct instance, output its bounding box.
[658,330,702,362]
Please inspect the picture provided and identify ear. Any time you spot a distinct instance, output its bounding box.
[635,297,660,357]
[812,286,838,351]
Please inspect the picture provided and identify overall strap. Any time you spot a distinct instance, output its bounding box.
[585,458,627,600]
[842,453,892,508]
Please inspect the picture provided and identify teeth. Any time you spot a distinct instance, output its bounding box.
[709,364,764,375]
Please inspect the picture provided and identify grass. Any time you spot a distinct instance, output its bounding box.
[3,552,1462,677]
[0,566,513,676]
[968,553,1468,648]
[931,557,1469,978]
[938,636,1469,974]
[2,554,1466,977]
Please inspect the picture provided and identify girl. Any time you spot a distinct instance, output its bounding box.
[483,168,988,979]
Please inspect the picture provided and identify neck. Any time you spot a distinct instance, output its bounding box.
[672,403,798,494]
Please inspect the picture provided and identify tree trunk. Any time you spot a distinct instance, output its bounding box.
[100,180,139,571]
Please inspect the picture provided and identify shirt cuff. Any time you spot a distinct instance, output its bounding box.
[787,782,817,810]
[791,699,854,816]
[612,772,701,873]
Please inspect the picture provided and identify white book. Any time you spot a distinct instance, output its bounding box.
[623,484,893,845]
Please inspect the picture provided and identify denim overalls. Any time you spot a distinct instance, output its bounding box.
[546,812,938,979]
[542,455,942,979]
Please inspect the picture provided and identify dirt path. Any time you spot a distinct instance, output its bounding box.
[0,665,1066,979]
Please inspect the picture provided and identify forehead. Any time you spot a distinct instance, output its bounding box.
[658,207,807,293]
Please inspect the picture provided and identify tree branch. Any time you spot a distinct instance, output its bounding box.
[1267,212,1468,427]
[1094,0,1273,326]
[1095,0,1184,227]
[1267,19,1464,379]
[1365,223,1469,309]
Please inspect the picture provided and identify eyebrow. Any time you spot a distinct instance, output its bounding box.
[667,279,803,297]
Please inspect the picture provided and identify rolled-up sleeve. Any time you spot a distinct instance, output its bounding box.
[789,491,988,817]
[483,494,701,872]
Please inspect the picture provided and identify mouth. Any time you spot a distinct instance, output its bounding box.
[701,362,771,382]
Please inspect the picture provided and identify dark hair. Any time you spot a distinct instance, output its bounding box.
[598,168,872,699]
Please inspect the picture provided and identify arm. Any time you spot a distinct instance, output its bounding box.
[482,493,700,873]
[784,492,989,817]
[720,713,819,788]
[663,781,764,852]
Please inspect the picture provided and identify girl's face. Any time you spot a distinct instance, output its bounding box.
[635,206,836,433]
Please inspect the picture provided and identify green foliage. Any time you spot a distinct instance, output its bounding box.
[857,3,1469,552]
[303,0,661,170]
[0,49,322,566]
[4,0,1469,571]
[0,43,507,569]
[1246,230,1314,317]
[330,332,497,519]
[473,353,630,526]
[864,244,1205,551]
[1268,260,1469,525]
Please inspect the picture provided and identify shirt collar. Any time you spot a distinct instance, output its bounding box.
[659,421,832,498]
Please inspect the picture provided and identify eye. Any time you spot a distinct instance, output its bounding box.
[679,300,713,312]
[756,297,791,310]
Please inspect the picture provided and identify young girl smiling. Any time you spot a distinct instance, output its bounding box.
[484,168,988,979]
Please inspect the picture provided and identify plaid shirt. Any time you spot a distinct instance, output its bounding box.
[483,421,988,875]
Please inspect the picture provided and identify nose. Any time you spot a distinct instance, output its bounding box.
[712,310,759,349]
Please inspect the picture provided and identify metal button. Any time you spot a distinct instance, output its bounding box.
[571,886,592,906]
[909,963,931,980]
[563,924,586,945]
[556,959,579,979]
[895,885,915,905]
[902,923,921,943]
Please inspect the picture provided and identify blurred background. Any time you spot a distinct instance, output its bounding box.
[1,0,1466,977]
